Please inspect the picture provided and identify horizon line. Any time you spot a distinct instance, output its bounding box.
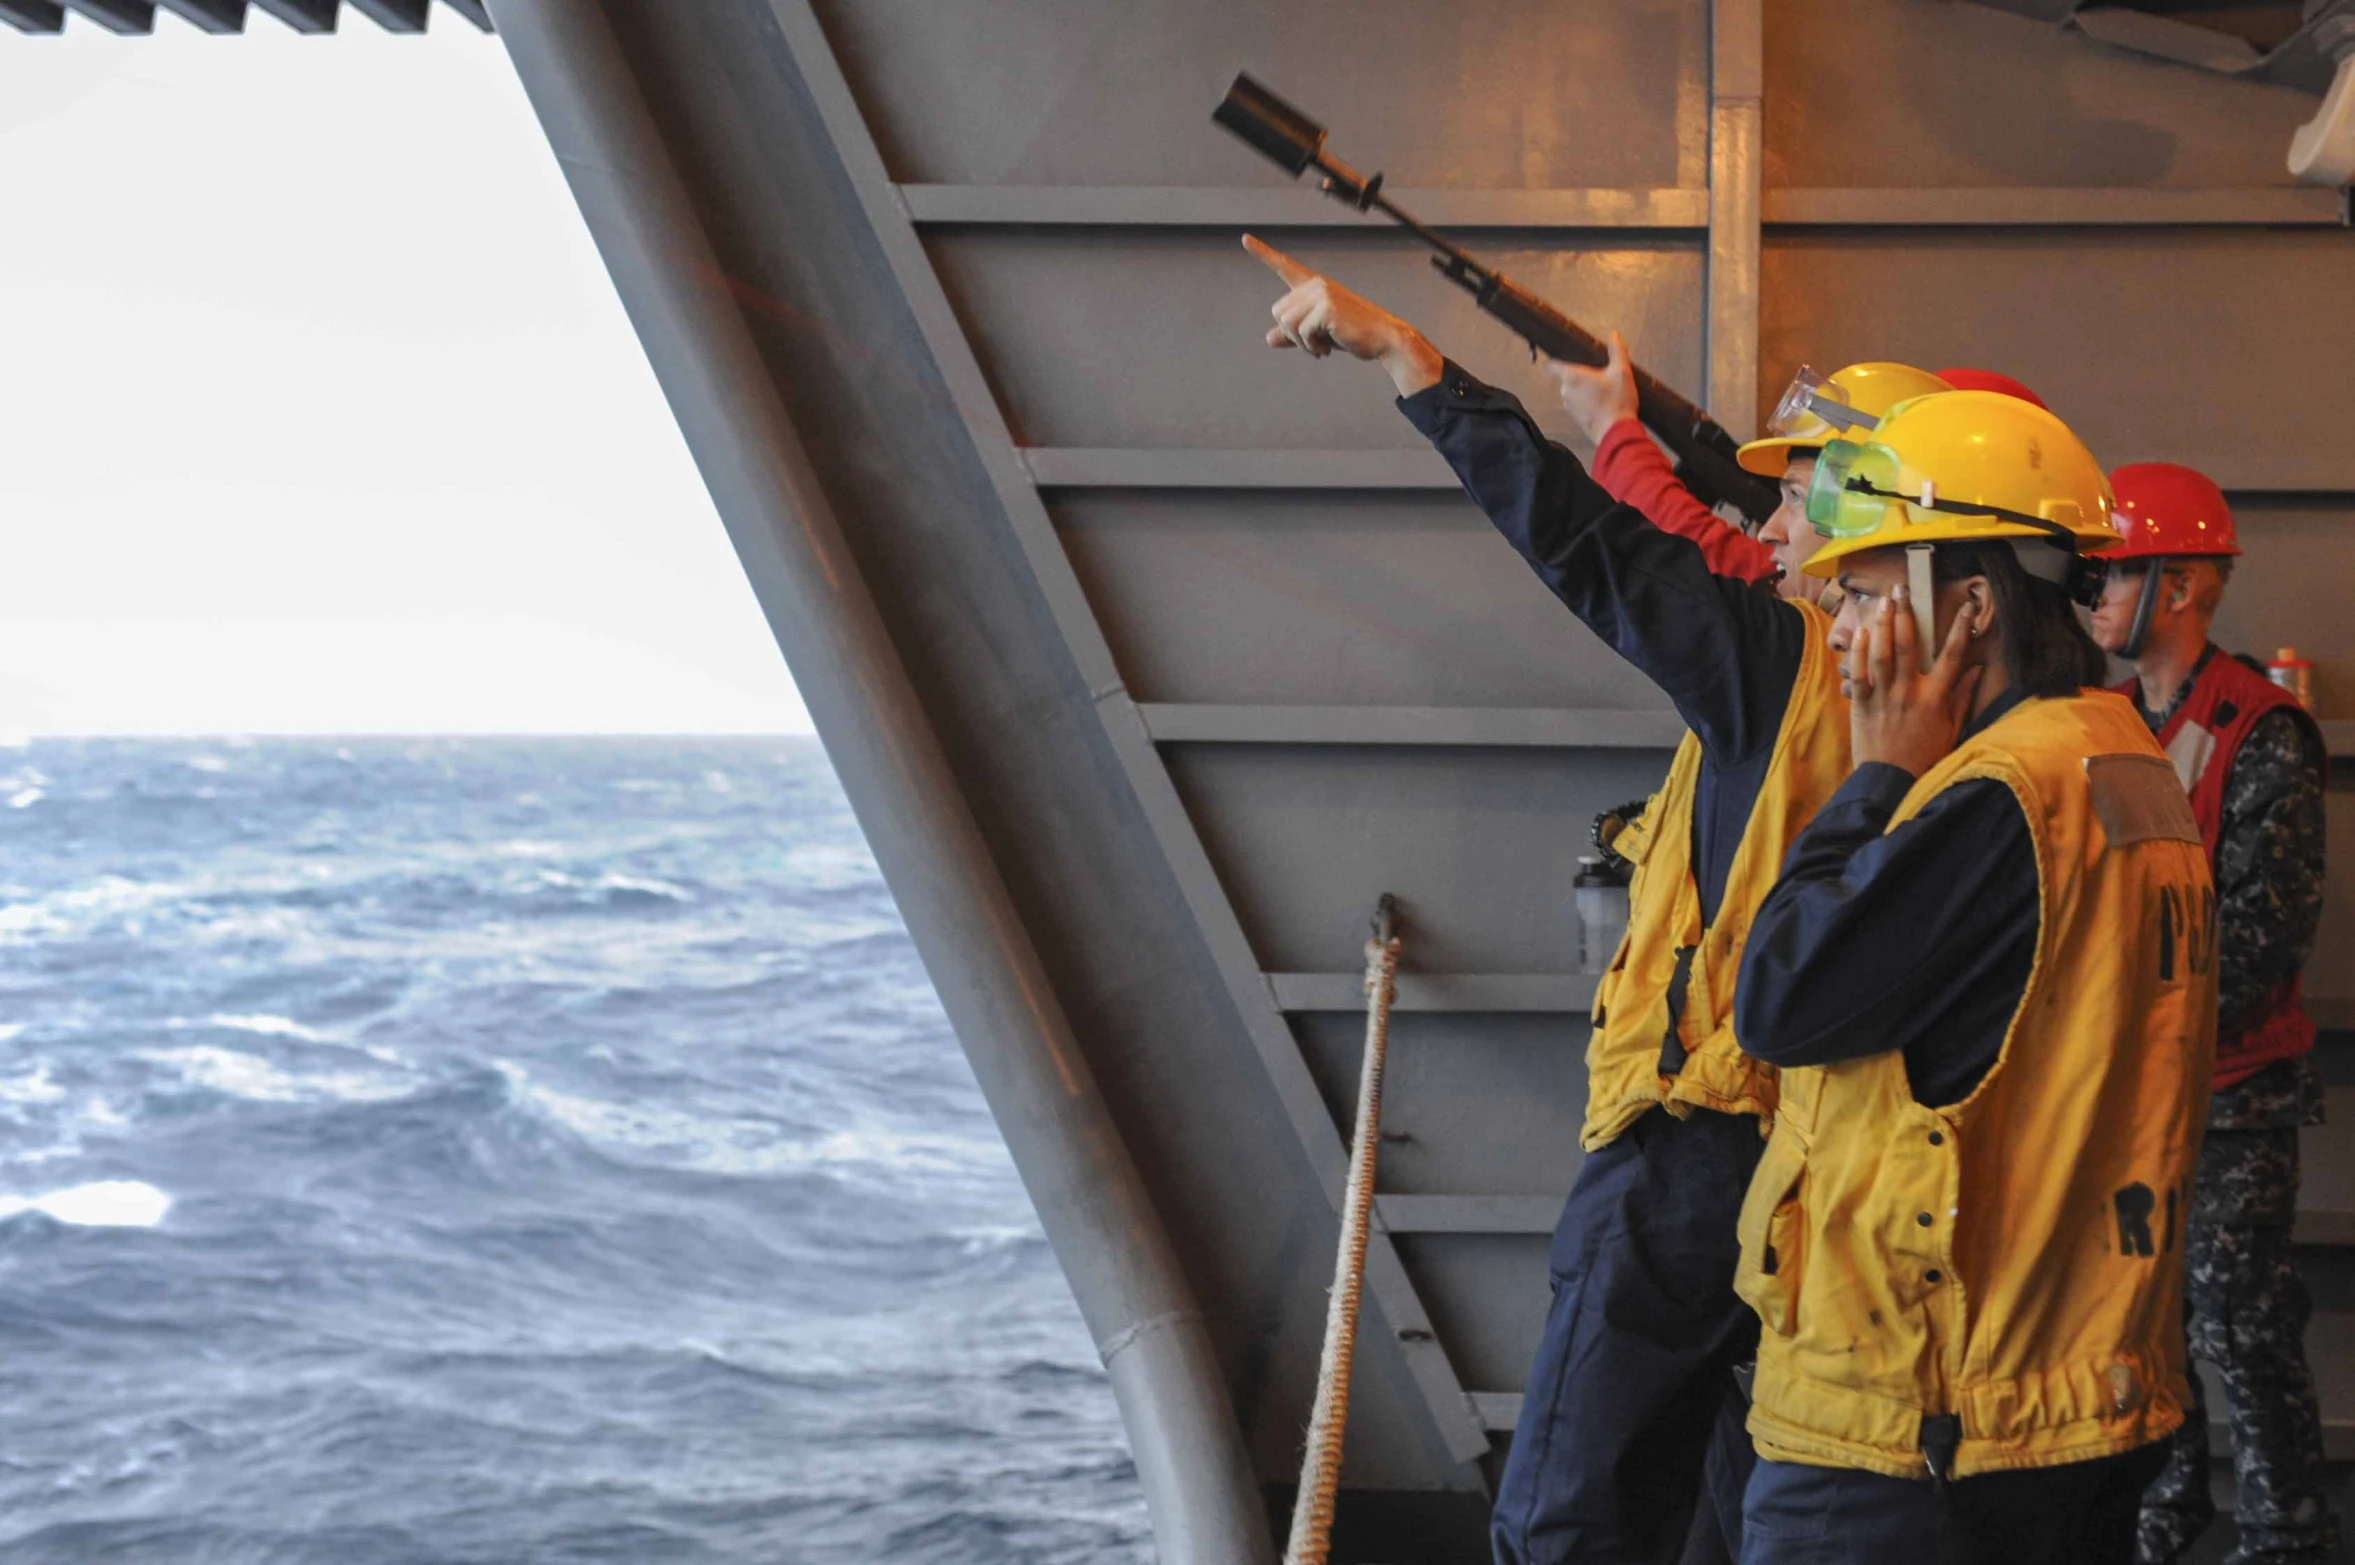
[2,729,824,743]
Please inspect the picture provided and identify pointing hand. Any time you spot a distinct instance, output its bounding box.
[1242,234,1443,396]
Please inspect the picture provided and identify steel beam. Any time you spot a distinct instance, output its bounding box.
[346,0,425,30]
[486,3,1284,1559]
[1268,973,1597,1014]
[1376,1195,1562,1234]
[1142,704,1684,751]
[766,0,1493,1476]
[249,0,333,29]
[0,0,64,31]
[1026,446,2355,496]
[2310,996,2355,1030]
[436,0,485,28]
[60,0,152,32]
[899,184,1710,231]
[1765,186,2350,227]
[1026,446,1457,491]
[895,182,2348,234]
[156,0,243,29]
[1706,0,1764,439]
[1472,1392,1525,1431]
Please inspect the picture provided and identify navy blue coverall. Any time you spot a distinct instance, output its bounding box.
[1400,364,1802,1563]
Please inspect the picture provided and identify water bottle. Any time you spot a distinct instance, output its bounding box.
[2267,646,2315,710]
[1575,855,1630,975]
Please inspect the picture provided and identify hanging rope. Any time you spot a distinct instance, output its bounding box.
[1284,893,1402,1565]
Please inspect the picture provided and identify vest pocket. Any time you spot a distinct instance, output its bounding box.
[1736,1130,1807,1337]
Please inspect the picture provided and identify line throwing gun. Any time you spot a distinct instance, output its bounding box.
[1213,72,1779,528]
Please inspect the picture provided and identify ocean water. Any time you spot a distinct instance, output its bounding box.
[0,738,1150,1564]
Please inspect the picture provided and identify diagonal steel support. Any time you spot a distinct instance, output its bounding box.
[766,0,1493,1472]
[484,4,1278,1560]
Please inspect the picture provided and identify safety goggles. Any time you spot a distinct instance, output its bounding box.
[1806,438,2081,546]
[1764,366,1882,443]
[2082,556,2191,595]
[1807,438,2107,606]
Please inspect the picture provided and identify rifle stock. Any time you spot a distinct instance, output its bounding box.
[1467,270,1779,526]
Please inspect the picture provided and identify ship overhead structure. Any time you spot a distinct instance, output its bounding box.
[12,2,2355,1560]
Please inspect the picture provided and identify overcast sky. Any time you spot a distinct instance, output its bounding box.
[0,14,812,736]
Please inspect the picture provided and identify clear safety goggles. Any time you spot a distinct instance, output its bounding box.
[1765,366,1883,443]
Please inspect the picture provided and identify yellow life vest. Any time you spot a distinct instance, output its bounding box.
[1584,598,1851,1150]
[1737,691,2217,1479]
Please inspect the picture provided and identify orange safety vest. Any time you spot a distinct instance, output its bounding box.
[1737,691,2217,1479]
[1585,599,1850,1149]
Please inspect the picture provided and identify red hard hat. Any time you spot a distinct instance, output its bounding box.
[1934,368,2048,410]
[2108,462,2240,559]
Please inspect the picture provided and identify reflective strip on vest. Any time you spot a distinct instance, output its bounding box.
[1738,691,2217,1480]
[1583,599,1852,1150]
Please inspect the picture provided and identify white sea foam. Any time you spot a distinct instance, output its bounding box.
[140,1046,410,1105]
[0,1180,171,1228]
[0,1065,65,1104]
[494,1061,995,1176]
[596,874,692,902]
[0,1022,26,1044]
[185,755,231,774]
[0,876,189,940]
[528,870,691,903]
[202,1013,341,1045]
[8,788,42,810]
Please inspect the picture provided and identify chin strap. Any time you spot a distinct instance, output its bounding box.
[1905,544,1938,672]
[2118,558,2163,661]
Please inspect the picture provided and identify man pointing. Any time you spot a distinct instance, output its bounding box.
[1243,235,1852,1562]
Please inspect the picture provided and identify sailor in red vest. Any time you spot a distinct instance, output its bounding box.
[2087,462,2337,1565]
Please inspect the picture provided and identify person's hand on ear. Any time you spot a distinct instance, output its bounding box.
[1847,584,1986,777]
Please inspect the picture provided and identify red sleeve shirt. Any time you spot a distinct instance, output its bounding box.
[1591,418,1778,585]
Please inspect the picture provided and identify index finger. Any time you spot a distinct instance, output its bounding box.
[1867,598,1898,696]
[1242,233,1315,287]
[1887,587,1919,678]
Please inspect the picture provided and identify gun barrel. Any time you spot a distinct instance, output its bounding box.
[1213,73,1327,177]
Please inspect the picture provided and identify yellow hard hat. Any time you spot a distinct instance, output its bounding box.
[1736,362,1954,477]
[1800,390,2120,579]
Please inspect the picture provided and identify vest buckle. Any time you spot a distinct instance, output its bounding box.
[1919,1412,1963,1483]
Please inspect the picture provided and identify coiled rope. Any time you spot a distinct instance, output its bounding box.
[1283,894,1402,1565]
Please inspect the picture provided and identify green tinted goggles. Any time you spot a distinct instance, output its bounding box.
[1805,438,2084,546]
[1805,438,1906,539]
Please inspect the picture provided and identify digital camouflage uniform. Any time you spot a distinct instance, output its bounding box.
[2138,704,2336,1565]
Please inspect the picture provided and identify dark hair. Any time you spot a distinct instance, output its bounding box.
[1931,541,2109,699]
